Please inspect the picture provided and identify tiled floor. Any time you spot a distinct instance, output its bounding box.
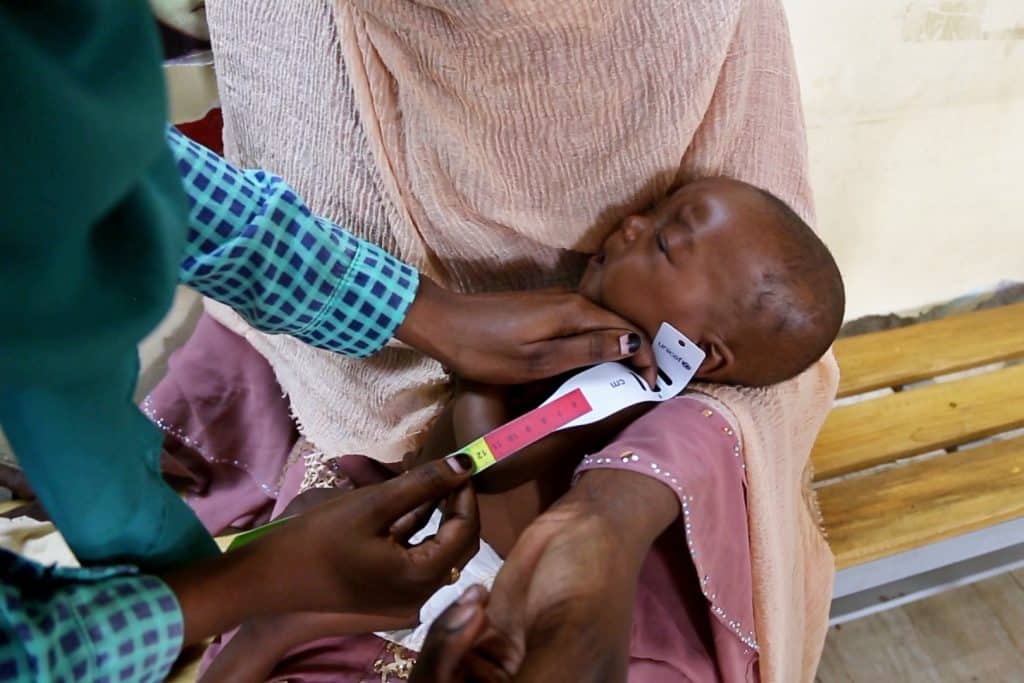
[817,570,1024,682]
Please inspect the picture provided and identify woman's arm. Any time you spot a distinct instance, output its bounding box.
[0,457,478,683]
[397,468,681,683]
[469,468,678,682]
[163,456,478,644]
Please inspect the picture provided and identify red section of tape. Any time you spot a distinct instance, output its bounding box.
[483,388,592,459]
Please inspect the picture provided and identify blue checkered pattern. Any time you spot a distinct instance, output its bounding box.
[168,126,419,357]
[0,549,183,682]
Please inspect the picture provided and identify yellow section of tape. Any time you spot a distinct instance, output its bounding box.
[459,437,496,473]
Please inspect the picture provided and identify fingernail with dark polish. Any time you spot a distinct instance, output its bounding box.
[445,453,475,474]
[444,604,477,631]
[627,333,642,354]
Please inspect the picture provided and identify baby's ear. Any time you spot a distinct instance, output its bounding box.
[694,335,734,382]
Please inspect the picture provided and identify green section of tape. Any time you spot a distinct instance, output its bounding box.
[225,515,296,552]
[459,437,496,473]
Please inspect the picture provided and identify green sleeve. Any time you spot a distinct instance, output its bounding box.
[0,1,217,568]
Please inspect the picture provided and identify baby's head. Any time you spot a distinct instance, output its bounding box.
[580,177,844,387]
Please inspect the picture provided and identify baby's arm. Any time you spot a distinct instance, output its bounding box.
[406,378,652,555]
[452,380,652,494]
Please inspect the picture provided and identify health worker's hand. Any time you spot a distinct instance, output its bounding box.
[397,278,657,386]
[163,454,481,645]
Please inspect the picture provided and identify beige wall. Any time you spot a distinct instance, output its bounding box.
[165,63,218,124]
[785,0,1024,319]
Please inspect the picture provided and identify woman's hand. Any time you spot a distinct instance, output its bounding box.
[406,505,642,683]
[484,502,641,681]
[415,469,680,681]
[162,455,481,645]
[290,456,480,620]
[397,278,657,385]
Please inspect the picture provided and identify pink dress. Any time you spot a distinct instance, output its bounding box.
[148,315,759,681]
[579,398,759,682]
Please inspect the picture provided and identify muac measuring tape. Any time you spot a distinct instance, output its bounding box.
[454,321,706,473]
[227,322,704,550]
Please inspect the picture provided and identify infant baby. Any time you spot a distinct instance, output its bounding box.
[381,175,845,648]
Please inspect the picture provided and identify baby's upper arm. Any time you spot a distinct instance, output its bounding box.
[471,402,652,493]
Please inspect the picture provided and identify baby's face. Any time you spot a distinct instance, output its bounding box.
[579,178,769,355]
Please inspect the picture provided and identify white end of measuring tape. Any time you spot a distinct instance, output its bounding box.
[540,322,705,430]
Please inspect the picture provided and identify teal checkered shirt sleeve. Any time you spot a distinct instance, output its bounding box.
[167,126,420,357]
[0,549,183,682]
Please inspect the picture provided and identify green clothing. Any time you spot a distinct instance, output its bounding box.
[0,1,422,572]
[0,4,424,679]
[0,0,215,569]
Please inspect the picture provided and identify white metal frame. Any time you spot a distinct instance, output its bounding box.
[829,516,1024,624]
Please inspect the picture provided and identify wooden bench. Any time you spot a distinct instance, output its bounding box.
[813,302,1024,623]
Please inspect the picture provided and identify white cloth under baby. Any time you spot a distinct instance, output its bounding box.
[376,510,504,652]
